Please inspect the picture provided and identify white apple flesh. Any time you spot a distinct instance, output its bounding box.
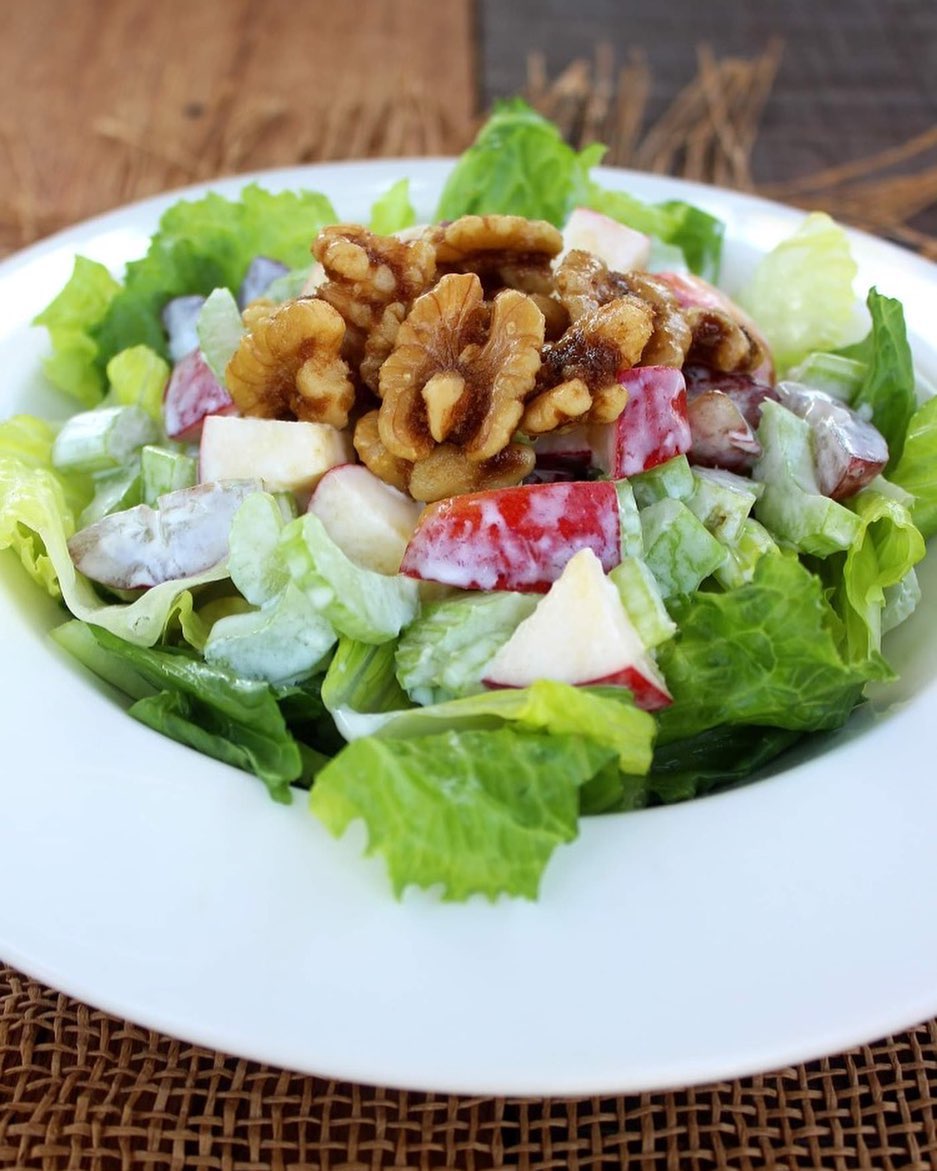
[198,415,353,499]
[482,547,672,711]
[561,207,652,273]
[308,463,423,574]
[67,480,262,590]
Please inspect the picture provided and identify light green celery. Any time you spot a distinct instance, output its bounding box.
[615,479,644,557]
[51,405,159,474]
[141,446,197,505]
[639,498,726,598]
[197,287,244,383]
[279,513,419,644]
[883,568,921,634]
[687,466,762,544]
[79,463,142,525]
[629,455,695,508]
[787,351,866,401]
[609,557,676,649]
[227,491,292,605]
[712,518,778,590]
[753,400,862,556]
[105,345,170,421]
[322,638,413,715]
[738,211,859,371]
[395,590,538,705]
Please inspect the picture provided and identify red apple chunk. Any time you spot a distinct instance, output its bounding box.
[163,349,236,442]
[400,480,621,592]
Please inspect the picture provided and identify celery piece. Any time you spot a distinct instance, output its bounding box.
[712,518,779,590]
[788,352,866,402]
[687,466,762,545]
[141,445,197,505]
[52,405,159,475]
[79,464,143,526]
[614,479,644,558]
[630,455,695,508]
[609,556,676,648]
[640,498,726,598]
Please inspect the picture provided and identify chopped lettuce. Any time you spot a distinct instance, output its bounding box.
[32,256,121,406]
[196,287,244,384]
[311,727,615,901]
[369,178,417,235]
[656,554,879,744]
[436,98,601,226]
[322,638,413,715]
[739,212,859,371]
[891,395,937,537]
[105,345,170,421]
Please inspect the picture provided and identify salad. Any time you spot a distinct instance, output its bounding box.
[1,100,935,901]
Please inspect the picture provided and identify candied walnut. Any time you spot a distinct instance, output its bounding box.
[353,410,412,493]
[226,298,355,429]
[520,297,653,434]
[685,305,766,373]
[408,442,535,503]
[378,272,545,464]
[313,223,436,335]
[429,214,563,296]
[359,302,406,394]
[554,250,691,367]
[529,293,570,341]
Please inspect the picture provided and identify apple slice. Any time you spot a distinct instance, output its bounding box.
[163,348,236,441]
[400,480,621,592]
[199,415,353,499]
[308,463,423,575]
[561,207,652,272]
[483,547,672,710]
[589,366,692,478]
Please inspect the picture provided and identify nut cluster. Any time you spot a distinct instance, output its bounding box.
[222,213,743,503]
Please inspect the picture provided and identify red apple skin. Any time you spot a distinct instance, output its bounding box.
[164,349,236,441]
[603,366,692,478]
[400,480,621,592]
[483,665,672,712]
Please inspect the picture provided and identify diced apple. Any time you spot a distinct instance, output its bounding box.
[238,256,289,308]
[774,381,888,500]
[655,270,775,383]
[67,480,262,590]
[199,416,353,499]
[400,480,621,593]
[686,389,762,473]
[561,207,652,273]
[482,547,672,710]
[589,366,692,478]
[163,349,236,441]
[308,463,423,575]
[162,294,205,364]
[531,425,594,479]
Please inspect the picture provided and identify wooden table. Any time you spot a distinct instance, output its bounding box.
[3,2,937,1168]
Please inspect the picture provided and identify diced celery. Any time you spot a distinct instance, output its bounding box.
[712,518,779,589]
[79,464,143,526]
[141,445,197,505]
[754,401,862,555]
[630,455,695,508]
[787,351,866,401]
[687,466,762,544]
[614,479,644,558]
[197,287,244,384]
[640,498,726,598]
[52,405,159,474]
[609,556,676,648]
[883,567,921,634]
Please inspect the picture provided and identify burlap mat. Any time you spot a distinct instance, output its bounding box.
[4,45,937,1170]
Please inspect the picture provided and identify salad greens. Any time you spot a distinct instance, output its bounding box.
[1,101,934,902]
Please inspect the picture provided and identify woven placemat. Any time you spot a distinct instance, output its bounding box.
[4,41,937,1171]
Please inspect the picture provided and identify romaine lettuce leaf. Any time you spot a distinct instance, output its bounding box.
[32,256,121,406]
[739,212,859,371]
[839,288,917,468]
[369,178,417,235]
[891,396,937,537]
[647,724,804,803]
[436,98,600,226]
[310,727,615,900]
[105,345,170,421]
[322,637,414,715]
[656,553,877,743]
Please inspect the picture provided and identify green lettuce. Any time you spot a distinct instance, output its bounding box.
[311,727,615,901]
[321,638,413,715]
[436,98,601,226]
[32,256,121,406]
[369,178,417,235]
[647,725,804,803]
[891,395,937,537]
[105,345,170,421]
[656,554,878,744]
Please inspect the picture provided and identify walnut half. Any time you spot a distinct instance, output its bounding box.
[225,298,356,429]
[377,271,545,464]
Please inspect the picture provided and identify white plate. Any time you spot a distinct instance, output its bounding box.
[2,160,936,1097]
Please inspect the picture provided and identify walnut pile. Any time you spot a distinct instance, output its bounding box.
[222,212,758,504]
[225,298,356,429]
